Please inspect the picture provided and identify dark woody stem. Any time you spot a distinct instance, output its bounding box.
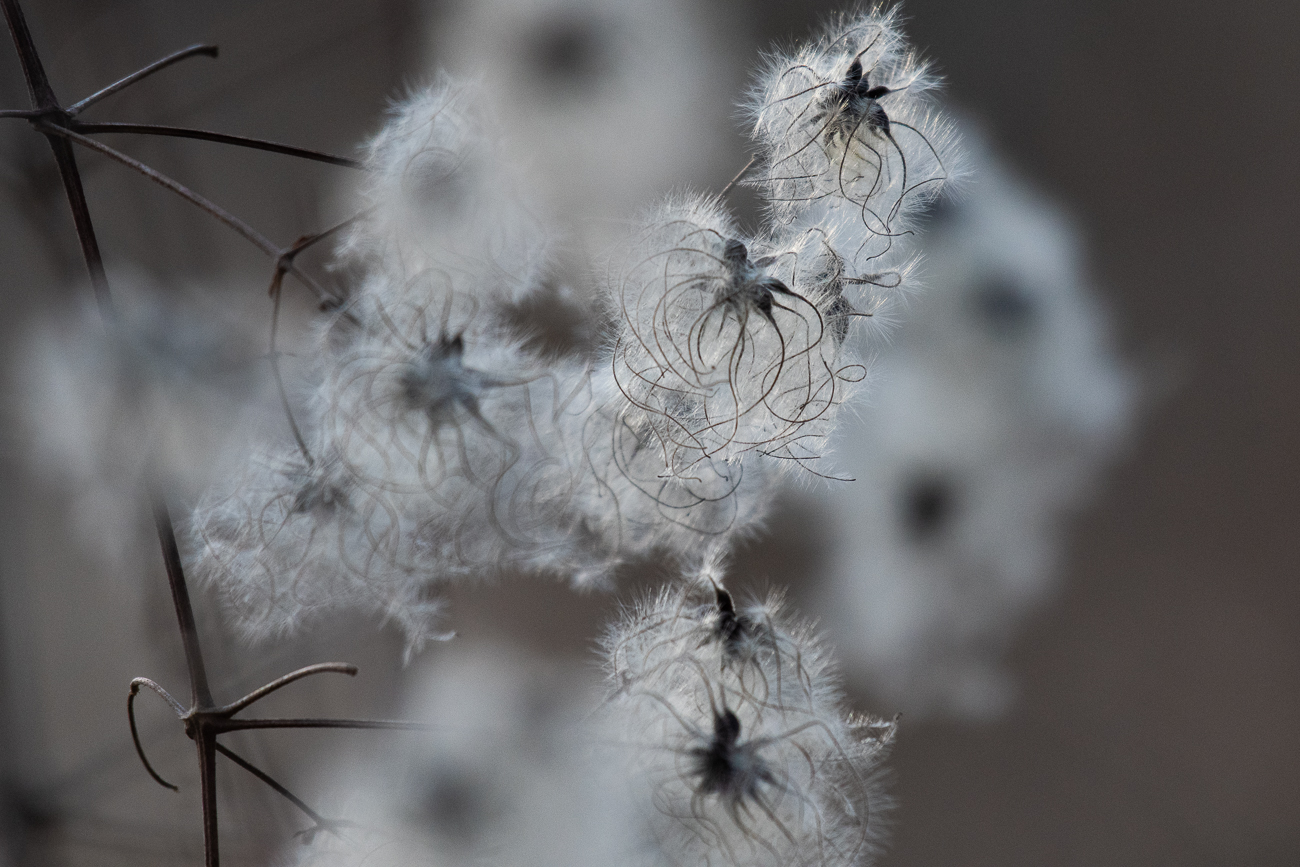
[73,122,362,168]
[66,44,219,116]
[0,5,427,864]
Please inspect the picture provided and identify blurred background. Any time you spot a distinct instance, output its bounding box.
[0,0,1296,865]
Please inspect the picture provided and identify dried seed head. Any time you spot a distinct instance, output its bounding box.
[746,9,958,247]
[812,137,1135,720]
[339,75,548,309]
[600,579,894,867]
[608,195,865,478]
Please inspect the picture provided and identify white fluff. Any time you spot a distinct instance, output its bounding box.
[290,646,642,867]
[608,195,867,477]
[811,139,1135,719]
[746,7,957,238]
[430,0,736,228]
[338,77,548,309]
[600,578,895,867]
[17,278,269,573]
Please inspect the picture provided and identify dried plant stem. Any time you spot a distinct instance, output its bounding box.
[36,122,337,302]
[155,502,215,708]
[0,4,435,863]
[3,0,114,317]
[267,216,362,464]
[220,718,440,733]
[66,44,220,115]
[212,742,357,839]
[74,122,363,168]
[720,154,758,198]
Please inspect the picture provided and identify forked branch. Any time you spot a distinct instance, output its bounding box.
[0,4,438,864]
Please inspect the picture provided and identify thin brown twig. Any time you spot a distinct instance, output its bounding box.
[66,44,219,116]
[36,121,336,302]
[74,122,362,168]
[0,6,435,864]
[276,212,363,273]
[127,680,182,791]
[213,742,337,832]
[3,0,115,317]
[40,122,272,253]
[219,718,442,733]
[197,738,219,867]
[269,280,315,464]
[217,663,357,716]
[720,154,759,198]
[153,502,214,708]
[266,215,362,463]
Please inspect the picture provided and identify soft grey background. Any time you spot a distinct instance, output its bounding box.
[0,0,1296,864]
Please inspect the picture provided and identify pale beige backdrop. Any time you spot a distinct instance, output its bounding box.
[0,1,1296,865]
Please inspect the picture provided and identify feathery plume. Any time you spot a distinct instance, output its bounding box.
[601,578,894,867]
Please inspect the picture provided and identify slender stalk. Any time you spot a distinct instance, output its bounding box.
[217,663,357,716]
[269,276,314,464]
[39,121,333,300]
[213,743,329,828]
[73,122,362,168]
[127,682,181,791]
[130,677,187,717]
[0,0,116,317]
[66,44,219,116]
[46,135,116,319]
[1,0,57,110]
[40,121,280,256]
[265,215,361,462]
[220,718,440,733]
[720,154,758,198]
[154,502,214,709]
[196,736,219,867]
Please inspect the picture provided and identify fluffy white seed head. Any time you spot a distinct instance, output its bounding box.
[191,284,624,651]
[321,284,620,578]
[608,195,868,479]
[290,646,642,867]
[811,139,1135,719]
[338,76,548,309]
[430,0,737,230]
[601,579,894,867]
[747,8,956,241]
[188,441,450,654]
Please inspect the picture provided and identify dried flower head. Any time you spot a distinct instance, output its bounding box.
[339,76,548,309]
[812,137,1135,719]
[601,579,894,867]
[747,9,955,244]
[609,195,867,479]
[188,442,450,652]
[291,646,641,867]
